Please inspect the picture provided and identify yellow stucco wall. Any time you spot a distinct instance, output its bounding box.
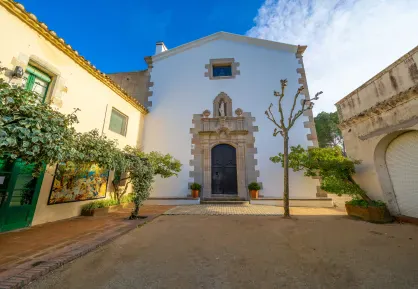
[0,5,145,225]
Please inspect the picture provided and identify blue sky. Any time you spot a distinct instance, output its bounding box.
[19,0,418,112]
[19,0,264,73]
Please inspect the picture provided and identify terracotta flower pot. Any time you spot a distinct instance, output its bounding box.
[191,190,199,199]
[345,204,393,223]
[250,190,259,199]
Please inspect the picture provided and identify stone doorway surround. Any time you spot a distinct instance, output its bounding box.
[190,92,260,200]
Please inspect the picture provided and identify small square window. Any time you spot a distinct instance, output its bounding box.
[205,58,239,80]
[109,108,128,136]
[212,65,232,77]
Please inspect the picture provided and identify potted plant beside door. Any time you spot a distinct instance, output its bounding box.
[190,183,201,199]
[248,182,261,199]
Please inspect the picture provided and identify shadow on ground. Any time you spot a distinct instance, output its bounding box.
[25,209,418,289]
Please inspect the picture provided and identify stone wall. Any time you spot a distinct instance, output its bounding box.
[335,45,418,214]
[108,70,149,106]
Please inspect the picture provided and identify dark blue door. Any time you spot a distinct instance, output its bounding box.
[211,144,237,195]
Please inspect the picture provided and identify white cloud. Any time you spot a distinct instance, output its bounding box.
[247,0,418,113]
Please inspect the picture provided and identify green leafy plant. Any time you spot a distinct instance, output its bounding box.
[270,145,376,205]
[81,194,134,214]
[190,183,201,191]
[123,147,182,219]
[1,78,182,219]
[248,182,261,191]
[346,199,386,208]
[81,199,119,213]
[0,79,78,175]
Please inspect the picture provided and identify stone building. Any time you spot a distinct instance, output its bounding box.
[336,45,418,220]
[0,0,332,232]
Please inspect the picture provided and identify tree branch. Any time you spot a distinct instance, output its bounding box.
[289,91,323,129]
[288,86,304,127]
[289,99,309,129]
[265,103,283,130]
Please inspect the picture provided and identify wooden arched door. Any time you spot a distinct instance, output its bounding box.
[211,144,237,195]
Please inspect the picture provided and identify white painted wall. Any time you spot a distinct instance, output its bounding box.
[144,38,319,198]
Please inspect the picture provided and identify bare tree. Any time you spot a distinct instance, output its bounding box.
[265,79,322,217]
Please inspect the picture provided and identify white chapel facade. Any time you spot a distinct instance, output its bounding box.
[0,0,332,232]
[120,32,327,203]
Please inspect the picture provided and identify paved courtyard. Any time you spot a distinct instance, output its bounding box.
[0,205,174,287]
[164,204,283,215]
[25,207,418,289]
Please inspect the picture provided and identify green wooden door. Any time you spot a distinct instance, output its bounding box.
[0,161,44,232]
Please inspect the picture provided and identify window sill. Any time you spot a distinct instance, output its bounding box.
[209,75,236,80]
[108,129,127,137]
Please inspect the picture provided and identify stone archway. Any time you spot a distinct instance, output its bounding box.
[189,92,260,200]
[374,130,417,215]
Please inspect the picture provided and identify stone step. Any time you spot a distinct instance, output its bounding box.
[200,200,250,205]
[202,197,246,201]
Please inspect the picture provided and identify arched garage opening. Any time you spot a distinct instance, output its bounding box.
[385,131,418,218]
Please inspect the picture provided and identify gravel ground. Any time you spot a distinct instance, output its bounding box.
[25,209,418,289]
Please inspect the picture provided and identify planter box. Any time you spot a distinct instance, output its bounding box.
[345,204,393,223]
[81,203,133,217]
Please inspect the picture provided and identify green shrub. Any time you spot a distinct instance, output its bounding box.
[248,182,261,191]
[120,194,133,203]
[190,183,201,191]
[346,199,386,208]
[81,194,134,214]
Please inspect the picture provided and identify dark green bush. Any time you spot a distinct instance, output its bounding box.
[81,194,133,213]
[248,182,261,191]
[190,183,201,191]
[346,199,386,208]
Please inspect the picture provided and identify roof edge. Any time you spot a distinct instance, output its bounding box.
[0,0,148,114]
[336,44,418,106]
[152,31,302,63]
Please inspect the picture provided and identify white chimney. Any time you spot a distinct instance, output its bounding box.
[155,41,168,55]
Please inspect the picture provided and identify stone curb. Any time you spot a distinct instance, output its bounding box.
[0,215,159,289]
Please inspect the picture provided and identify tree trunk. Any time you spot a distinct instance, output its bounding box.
[347,175,373,204]
[283,131,290,217]
[132,204,140,217]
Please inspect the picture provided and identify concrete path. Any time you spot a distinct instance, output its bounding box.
[164,204,283,215]
[25,208,418,289]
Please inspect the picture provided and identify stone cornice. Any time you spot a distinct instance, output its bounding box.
[198,130,249,136]
[0,0,148,114]
[295,45,307,57]
[336,45,418,106]
[339,84,418,129]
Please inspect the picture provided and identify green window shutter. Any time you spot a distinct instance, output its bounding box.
[24,66,51,103]
[24,73,36,91]
[26,66,52,83]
